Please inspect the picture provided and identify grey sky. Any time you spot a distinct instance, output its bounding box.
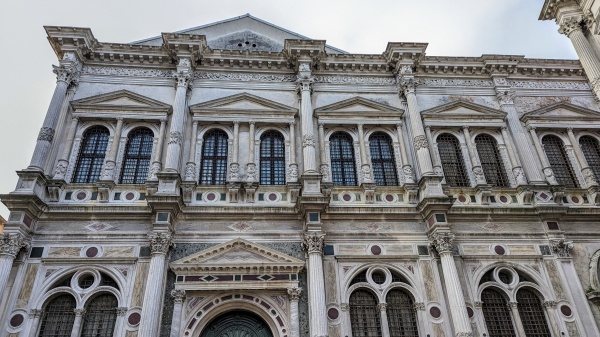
[0,0,576,217]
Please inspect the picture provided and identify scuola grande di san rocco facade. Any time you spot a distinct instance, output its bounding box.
[4,1,600,336]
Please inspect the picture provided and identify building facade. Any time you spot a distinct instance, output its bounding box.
[2,8,600,337]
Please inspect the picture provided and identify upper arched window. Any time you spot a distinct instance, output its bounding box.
[260,130,286,185]
[369,132,398,186]
[437,133,470,187]
[200,129,229,185]
[580,135,600,181]
[39,294,76,337]
[481,288,515,337]
[349,289,381,337]
[542,135,578,187]
[119,127,154,184]
[72,126,110,183]
[386,289,419,337]
[81,294,118,337]
[516,289,551,337]
[330,132,357,186]
[475,134,510,187]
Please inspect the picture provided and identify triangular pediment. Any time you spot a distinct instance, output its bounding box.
[71,90,172,114]
[170,238,305,274]
[190,93,298,115]
[315,97,403,117]
[521,102,600,123]
[421,100,506,120]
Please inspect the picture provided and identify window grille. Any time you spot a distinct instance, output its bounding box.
[72,126,110,183]
[330,132,357,186]
[100,273,119,289]
[350,289,382,337]
[39,294,76,337]
[119,127,153,184]
[542,135,578,187]
[260,130,286,185]
[200,129,228,185]
[437,134,470,187]
[81,294,118,337]
[516,289,551,337]
[369,132,398,186]
[580,135,600,181]
[350,271,368,285]
[386,289,419,337]
[481,288,516,337]
[475,134,510,187]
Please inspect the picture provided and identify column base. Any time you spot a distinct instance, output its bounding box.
[95,180,115,202]
[418,175,445,199]
[156,172,182,195]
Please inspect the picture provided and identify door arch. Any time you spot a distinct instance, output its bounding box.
[200,310,274,337]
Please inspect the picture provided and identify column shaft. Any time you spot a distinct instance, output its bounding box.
[101,118,124,181]
[439,252,472,335]
[424,126,441,173]
[403,90,434,176]
[184,121,199,181]
[303,233,327,337]
[509,304,527,337]
[289,122,298,182]
[0,255,15,314]
[164,73,191,172]
[561,21,600,98]
[53,117,79,180]
[288,288,302,337]
[70,311,84,337]
[528,126,557,184]
[299,82,317,173]
[357,124,372,183]
[500,126,527,185]
[318,123,330,181]
[27,311,42,337]
[170,290,186,337]
[247,122,257,182]
[0,234,27,314]
[567,128,597,186]
[149,119,167,180]
[379,305,390,337]
[462,126,486,185]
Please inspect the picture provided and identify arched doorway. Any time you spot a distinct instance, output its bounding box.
[200,310,274,337]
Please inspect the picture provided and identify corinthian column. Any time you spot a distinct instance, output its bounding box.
[429,231,472,337]
[170,289,186,337]
[287,288,302,337]
[164,59,192,172]
[139,232,173,337]
[297,63,317,173]
[0,233,28,313]
[462,126,486,185]
[302,232,327,337]
[566,127,598,186]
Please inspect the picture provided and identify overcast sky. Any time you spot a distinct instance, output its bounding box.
[0,0,577,218]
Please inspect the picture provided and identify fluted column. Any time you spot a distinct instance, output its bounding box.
[429,231,472,337]
[289,122,299,182]
[500,126,527,185]
[297,64,317,173]
[100,118,124,181]
[164,59,192,172]
[29,64,79,171]
[378,303,391,337]
[170,289,186,337]
[70,309,85,337]
[397,123,416,183]
[566,127,598,186]
[302,232,327,337]
[462,126,486,185]
[508,302,527,337]
[229,121,240,181]
[247,121,257,182]
[424,125,441,177]
[0,233,28,312]
[357,124,373,183]
[27,309,43,337]
[53,117,79,180]
[287,288,302,337]
[318,123,330,182]
[184,121,199,181]
[139,232,173,337]
[149,119,167,180]
[527,126,558,185]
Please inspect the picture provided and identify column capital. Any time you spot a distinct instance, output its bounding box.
[396,122,404,129]
[377,303,387,311]
[116,307,128,316]
[340,303,349,312]
[462,125,470,131]
[559,17,583,37]
[29,309,44,318]
[0,233,29,257]
[566,127,574,133]
[527,125,536,132]
[52,64,79,84]
[287,287,303,301]
[508,302,519,309]
[174,71,192,88]
[428,231,455,254]
[501,125,508,132]
[302,232,325,254]
[496,89,516,105]
[296,77,314,93]
[37,127,55,142]
[115,117,124,122]
[74,308,86,316]
[171,289,186,303]
[148,232,173,255]
[543,300,558,308]
[413,135,429,151]
[249,121,255,126]
[290,121,296,127]
[413,302,425,311]
[396,67,417,95]
[550,239,574,258]
[473,301,482,309]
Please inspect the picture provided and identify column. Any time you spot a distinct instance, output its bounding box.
[27,309,43,337]
[378,303,391,337]
[100,118,124,181]
[138,232,173,337]
[184,121,199,181]
[170,290,186,337]
[70,309,85,337]
[397,66,434,177]
[289,122,299,182]
[357,124,373,184]
[149,119,167,180]
[297,67,317,173]
[462,126,486,185]
[287,288,302,337]
[527,126,558,185]
[500,126,527,185]
[429,231,472,336]
[508,302,527,337]
[53,117,79,180]
[318,123,330,182]
[302,232,327,337]
[543,301,562,337]
[246,121,257,182]
[29,64,78,171]
[229,121,240,181]
[0,234,28,309]
[164,59,192,172]
[115,307,128,337]
[567,127,598,186]
[424,125,441,177]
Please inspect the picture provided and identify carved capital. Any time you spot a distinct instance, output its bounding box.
[287,287,302,301]
[148,161,162,180]
[413,302,425,311]
[550,239,574,258]
[148,232,173,255]
[302,232,325,254]
[168,131,183,146]
[559,17,583,36]
[396,66,417,94]
[296,77,314,93]
[52,64,78,84]
[543,300,558,308]
[507,302,518,309]
[543,167,558,185]
[527,125,536,132]
[29,309,43,318]
[174,71,192,88]
[0,233,29,257]
[496,90,516,105]
[116,307,128,316]
[37,127,55,142]
[171,289,186,303]
[377,303,387,311]
[302,134,315,148]
[428,231,455,254]
[340,303,350,312]
[474,301,482,309]
[74,308,86,316]
[413,135,429,151]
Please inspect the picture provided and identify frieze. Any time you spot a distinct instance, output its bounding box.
[417,78,494,87]
[507,80,590,90]
[37,127,55,142]
[82,66,175,77]
[194,72,297,82]
[313,76,395,85]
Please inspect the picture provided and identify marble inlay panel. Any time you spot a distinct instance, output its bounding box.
[545,260,567,300]
[462,245,489,255]
[48,247,80,258]
[508,245,537,255]
[103,246,135,257]
[16,264,38,308]
[433,323,446,337]
[338,245,367,255]
[132,262,149,307]
[324,260,338,303]
[420,260,438,302]
[566,321,580,337]
[384,245,412,255]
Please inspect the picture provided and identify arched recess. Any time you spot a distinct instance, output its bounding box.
[81,293,119,337]
[199,310,274,337]
[480,287,516,337]
[349,289,381,337]
[38,294,77,337]
[386,288,419,337]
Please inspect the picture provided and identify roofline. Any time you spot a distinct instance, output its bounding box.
[130,13,348,54]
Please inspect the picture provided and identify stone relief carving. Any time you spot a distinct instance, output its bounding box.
[543,167,558,185]
[171,289,186,303]
[54,160,68,179]
[413,135,429,151]
[508,80,590,90]
[403,166,416,184]
[287,287,302,301]
[0,233,29,257]
[37,127,55,142]
[208,30,284,52]
[184,163,196,181]
[101,161,116,180]
[513,167,527,185]
[313,76,395,85]
[429,231,455,254]
[302,232,325,254]
[148,162,161,180]
[319,164,330,181]
[550,239,574,258]
[148,232,173,255]
[246,163,257,182]
[418,78,494,87]
[289,164,299,182]
[229,163,240,181]
[195,72,297,82]
[583,167,598,185]
[361,165,373,183]
[82,66,175,77]
[302,134,315,148]
[168,132,182,146]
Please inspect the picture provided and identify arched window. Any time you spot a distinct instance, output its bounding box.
[200,129,228,185]
[437,134,470,187]
[260,130,286,185]
[580,135,600,181]
[369,132,398,186]
[542,135,578,187]
[330,132,357,186]
[39,294,76,337]
[119,127,154,184]
[481,288,515,337]
[516,289,551,337]
[81,294,118,337]
[386,289,419,337]
[475,134,510,187]
[72,126,110,183]
[349,289,381,337]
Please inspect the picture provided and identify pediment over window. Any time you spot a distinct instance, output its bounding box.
[170,238,305,274]
[520,103,600,128]
[190,93,297,123]
[421,100,506,127]
[71,90,172,118]
[315,97,403,124]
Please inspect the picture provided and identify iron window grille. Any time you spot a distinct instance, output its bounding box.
[350,289,382,337]
[330,132,357,186]
[542,135,578,187]
[475,134,510,187]
[119,127,154,184]
[200,129,228,185]
[39,294,76,337]
[481,288,516,337]
[386,289,419,337]
[516,289,551,337]
[580,135,600,181]
[81,294,118,337]
[437,133,470,187]
[72,126,110,184]
[369,132,399,186]
[260,130,286,185]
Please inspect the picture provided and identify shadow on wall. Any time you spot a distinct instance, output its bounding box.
[0,215,5,233]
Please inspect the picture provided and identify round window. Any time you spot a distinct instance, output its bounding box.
[78,274,95,289]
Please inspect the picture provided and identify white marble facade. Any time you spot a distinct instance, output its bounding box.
[2,9,600,337]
